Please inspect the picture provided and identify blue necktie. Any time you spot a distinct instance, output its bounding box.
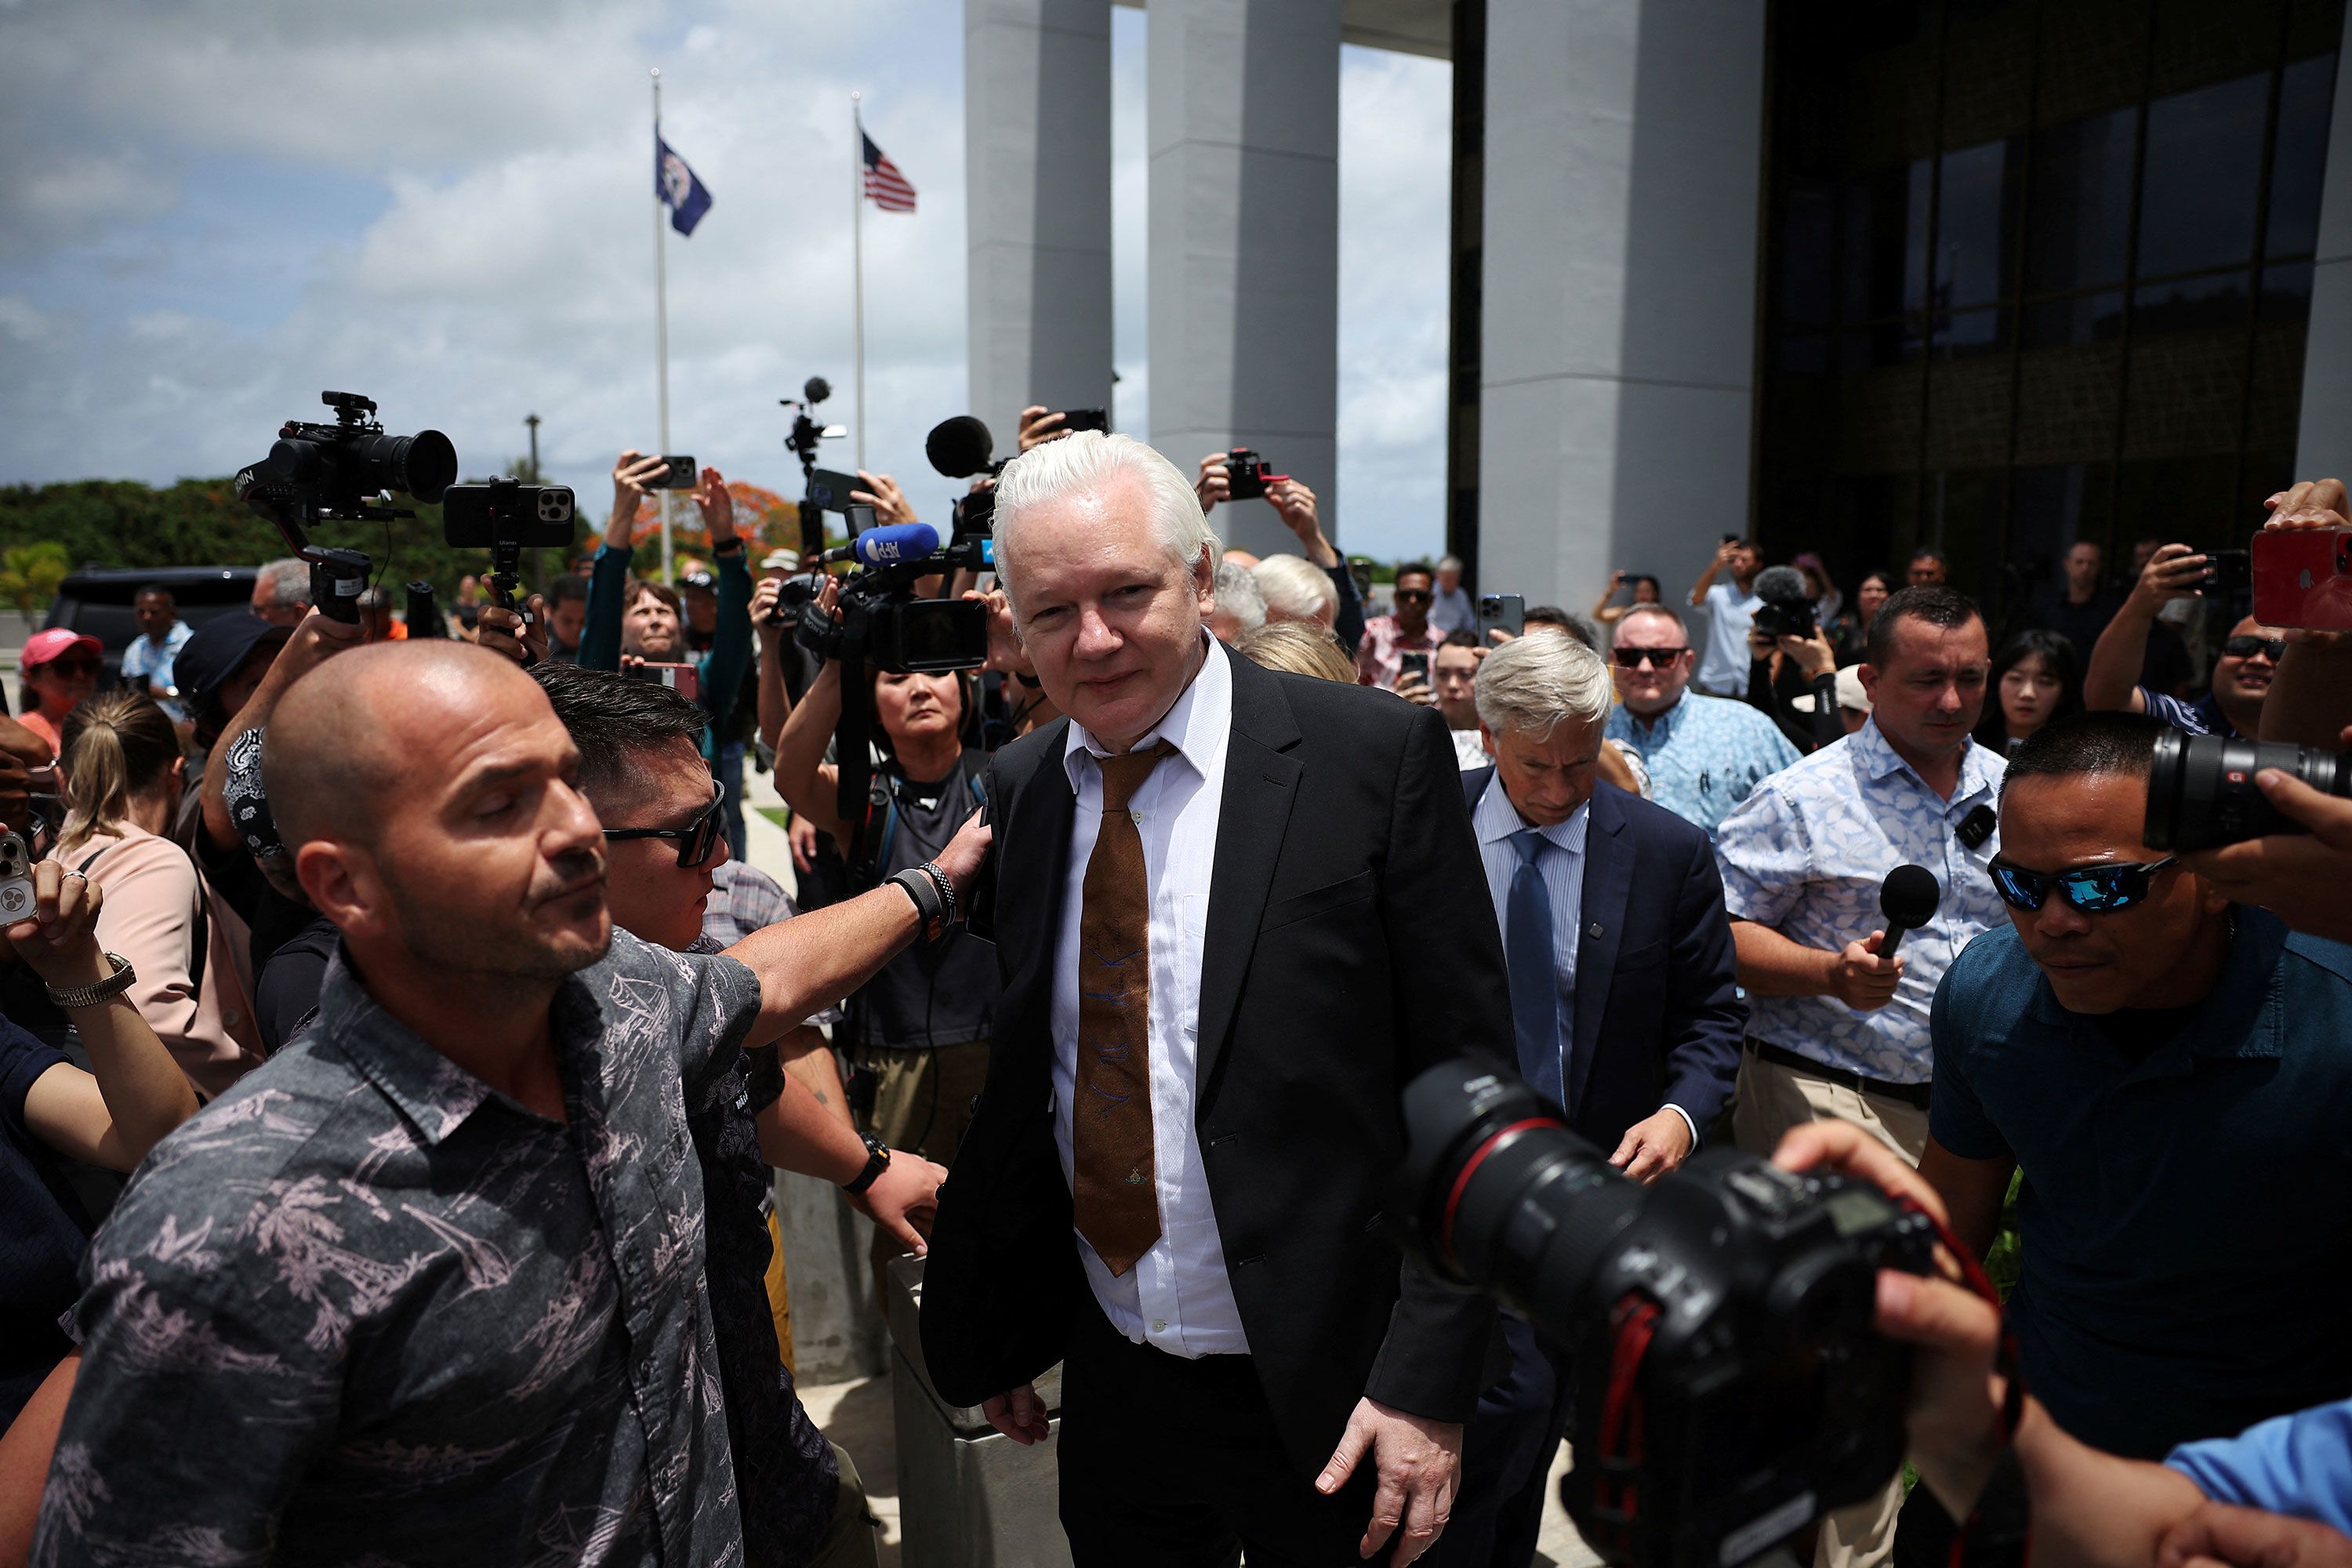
[1506,829,1563,1109]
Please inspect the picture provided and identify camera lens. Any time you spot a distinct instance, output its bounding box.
[2145,728,2351,851]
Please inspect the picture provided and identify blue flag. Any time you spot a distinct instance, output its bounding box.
[655,136,713,236]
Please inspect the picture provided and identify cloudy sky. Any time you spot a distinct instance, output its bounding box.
[0,0,1453,564]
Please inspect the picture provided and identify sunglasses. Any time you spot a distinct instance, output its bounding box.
[1394,588,1433,603]
[1988,856,2177,915]
[1612,646,1690,670]
[2219,636,2288,662]
[604,782,724,869]
[40,658,100,677]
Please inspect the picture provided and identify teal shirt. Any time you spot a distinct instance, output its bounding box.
[579,542,752,764]
[1930,912,2352,1457]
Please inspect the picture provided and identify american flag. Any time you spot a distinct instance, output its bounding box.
[862,132,917,213]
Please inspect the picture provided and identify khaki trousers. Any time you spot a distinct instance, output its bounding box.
[1731,1044,1927,1568]
[860,1039,993,1308]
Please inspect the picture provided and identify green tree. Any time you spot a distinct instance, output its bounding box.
[0,540,70,617]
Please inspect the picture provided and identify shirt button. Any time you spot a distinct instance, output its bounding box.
[1152,1319,1167,1333]
[1131,810,1146,825]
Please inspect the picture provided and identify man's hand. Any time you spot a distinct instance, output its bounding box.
[1715,539,1744,568]
[1783,630,1838,679]
[2263,477,2348,530]
[5,860,111,992]
[1610,1108,1693,1182]
[788,813,820,874]
[2181,726,2352,944]
[1017,405,1069,452]
[851,470,916,528]
[846,1148,946,1254]
[750,576,785,648]
[695,465,737,543]
[1773,1122,2010,1517]
[984,1381,1052,1445]
[1395,670,1436,707]
[961,585,1028,675]
[2160,1504,2352,1568]
[932,810,995,903]
[475,593,549,668]
[1195,451,1232,516]
[2131,543,2210,614]
[1825,931,1904,1010]
[1317,1398,1462,1564]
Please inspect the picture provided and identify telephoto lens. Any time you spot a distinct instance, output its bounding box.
[2144,729,2350,851]
[1394,1061,1936,1568]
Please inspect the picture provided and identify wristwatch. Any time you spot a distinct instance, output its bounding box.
[45,952,136,1009]
[843,1132,892,1197]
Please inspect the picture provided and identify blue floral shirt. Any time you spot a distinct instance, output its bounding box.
[1604,693,1802,840]
[1712,719,2007,1083]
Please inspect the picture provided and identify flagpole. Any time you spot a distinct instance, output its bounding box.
[652,67,675,583]
[851,92,866,475]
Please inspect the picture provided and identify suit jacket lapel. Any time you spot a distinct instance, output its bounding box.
[1000,722,1075,1092]
[1195,657,1302,1102]
[1570,784,1633,1112]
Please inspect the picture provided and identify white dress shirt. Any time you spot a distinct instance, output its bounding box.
[1051,635,1247,1356]
[1473,774,1697,1146]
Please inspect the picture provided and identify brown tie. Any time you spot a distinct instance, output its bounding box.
[1073,739,1178,1276]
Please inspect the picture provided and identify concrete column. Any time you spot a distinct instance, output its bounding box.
[1475,0,1765,611]
[2294,43,2352,481]
[1147,0,1341,557]
[965,0,1115,456]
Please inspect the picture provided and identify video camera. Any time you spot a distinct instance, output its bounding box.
[1750,565,1818,640]
[1396,1062,1937,1568]
[1225,447,1287,503]
[234,390,458,624]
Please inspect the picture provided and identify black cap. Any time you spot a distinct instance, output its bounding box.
[679,570,717,592]
[176,614,292,706]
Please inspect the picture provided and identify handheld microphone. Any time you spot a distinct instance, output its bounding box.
[823,522,939,566]
[1877,864,1941,958]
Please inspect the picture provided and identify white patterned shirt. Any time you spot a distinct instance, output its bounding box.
[1712,719,2007,1083]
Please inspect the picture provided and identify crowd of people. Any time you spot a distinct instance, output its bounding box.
[0,418,2347,1568]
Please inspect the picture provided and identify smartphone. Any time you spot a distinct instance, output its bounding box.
[808,468,864,513]
[648,456,699,491]
[1059,408,1109,435]
[2202,547,2252,603]
[1478,593,1526,641]
[1398,650,1432,686]
[623,662,702,703]
[441,483,576,548]
[0,829,34,925]
[2252,528,2352,630]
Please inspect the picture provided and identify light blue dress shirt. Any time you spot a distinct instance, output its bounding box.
[1604,693,1801,840]
[1712,718,2007,1084]
[2169,1396,2352,1534]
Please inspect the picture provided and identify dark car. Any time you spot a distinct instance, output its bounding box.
[42,566,260,687]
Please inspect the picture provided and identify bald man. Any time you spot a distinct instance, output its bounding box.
[32,642,990,1568]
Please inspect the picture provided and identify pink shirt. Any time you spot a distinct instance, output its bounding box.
[1356,615,1446,689]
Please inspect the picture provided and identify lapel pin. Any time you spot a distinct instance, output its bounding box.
[1588,922,1604,938]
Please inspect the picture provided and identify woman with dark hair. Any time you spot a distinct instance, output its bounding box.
[1833,568,1896,666]
[1591,569,1664,626]
[1975,629,2083,755]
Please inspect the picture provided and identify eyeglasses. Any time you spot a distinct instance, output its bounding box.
[604,782,724,869]
[1612,646,1689,670]
[1394,588,1433,603]
[40,659,100,677]
[2219,636,2288,662]
[1988,856,2178,915]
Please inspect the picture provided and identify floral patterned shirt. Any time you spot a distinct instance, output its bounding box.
[35,930,760,1567]
[1711,719,2008,1084]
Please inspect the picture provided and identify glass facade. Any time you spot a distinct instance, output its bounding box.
[1755,0,2341,615]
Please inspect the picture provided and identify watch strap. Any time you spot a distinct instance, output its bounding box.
[843,1134,891,1196]
[889,866,949,943]
[45,952,136,1009]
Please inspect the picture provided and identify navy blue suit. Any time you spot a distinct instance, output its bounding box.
[1437,771,1745,1567]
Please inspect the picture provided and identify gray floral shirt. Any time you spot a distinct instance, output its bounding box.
[34,929,760,1567]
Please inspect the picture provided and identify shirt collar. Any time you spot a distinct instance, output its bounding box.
[1853,717,2000,806]
[1475,772,1591,855]
[1063,631,1230,793]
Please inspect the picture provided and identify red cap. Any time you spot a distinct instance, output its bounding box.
[20,629,100,670]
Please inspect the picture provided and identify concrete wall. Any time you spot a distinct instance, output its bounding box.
[1475,0,1765,612]
[965,0,1116,456]
[1147,0,1343,557]
[2295,40,2352,483]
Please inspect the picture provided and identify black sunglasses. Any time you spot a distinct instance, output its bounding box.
[604,782,724,869]
[1394,587,1433,603]
[1612,646,1690,669]
[1989,856,2177,915]
[2220,635,2288,662]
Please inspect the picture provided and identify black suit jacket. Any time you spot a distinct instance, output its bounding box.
[1459,770,1745,1149]
[920,652,1512,1475]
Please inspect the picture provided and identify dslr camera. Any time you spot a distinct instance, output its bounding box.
[234,391,459,623]
[1225,447,1287,503]
[1396,1062,1936,1568]
[2143,729,2349,851]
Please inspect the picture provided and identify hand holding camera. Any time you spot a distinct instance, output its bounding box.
[612,449,670,526]
[3,856,114,996]
[2179,724,2352,945]
[848,469,914,528]
[2131,543,2211,612]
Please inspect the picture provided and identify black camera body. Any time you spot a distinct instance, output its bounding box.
[1396,1063,1935,1568]
[2144,728,2350,851]
[1226,447,1287,502]
[235,392,459,614]
[1751,597,1818,639]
